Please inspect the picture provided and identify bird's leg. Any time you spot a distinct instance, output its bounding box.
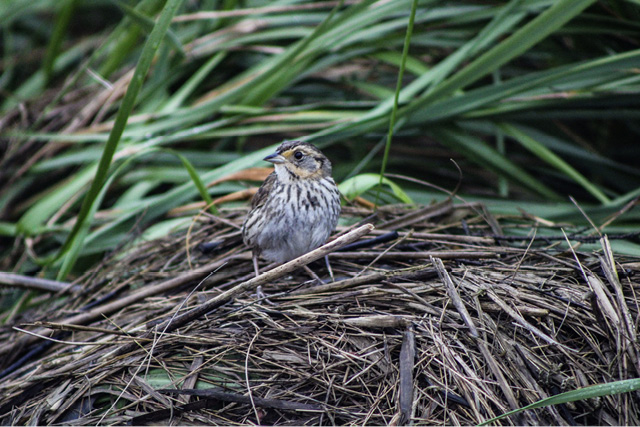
[252,251,269,300]
[324,255,335,282]
[252,251,260,277]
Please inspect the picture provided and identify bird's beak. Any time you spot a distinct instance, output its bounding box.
[263,152,286,164]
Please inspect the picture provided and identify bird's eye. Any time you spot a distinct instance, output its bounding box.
[294,151,303,160]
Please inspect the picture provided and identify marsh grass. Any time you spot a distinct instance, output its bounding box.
[1,1,640,423]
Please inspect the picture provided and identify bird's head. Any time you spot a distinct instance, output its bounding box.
[264,141,332,181]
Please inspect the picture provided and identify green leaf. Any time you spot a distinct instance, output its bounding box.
[55,0,186,278]
[0,221,17,237]
[81,145,278,254]
[57,165,116,279]
[136,217,192,243]
[56,145,221,277]
[376,0,418,207]
[42,0,79,86]
[112,0,185,58]
[480,378,640,425]
[499,123,611,204]
[365,0,528,121]
[339,173,413,204]
[432,127,562,201]
[161,51,227,113]
[161,148,217,213]
[406,0,597,115]
[18,166,96,235]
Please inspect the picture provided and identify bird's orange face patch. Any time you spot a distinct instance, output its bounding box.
[280,148,324,179]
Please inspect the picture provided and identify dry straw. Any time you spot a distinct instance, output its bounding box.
[1,203,639,425]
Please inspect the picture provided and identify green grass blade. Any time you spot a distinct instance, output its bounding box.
[161,51,227,112]
[41,0,79,86]
[376,0,417,207]
[480,378,640,425]
[432,127,562,201]
[366,0,528,121]
[160,148,217,214]
[54,0,185,277]
[407,49,640,125]
[1,39,93,112]
[81,145,277,253]
[0,222,18,237]
[57,169,116,279]
[112,0,185,57]
[239,0,350,106]
[499,123,611,204]
[17,166,97,235]
[56,145,219,277]
[98,0,163,78]
[406,0,597,115]
[340,174,413,204]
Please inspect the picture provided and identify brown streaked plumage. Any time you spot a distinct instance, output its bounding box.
[241,141,341,276]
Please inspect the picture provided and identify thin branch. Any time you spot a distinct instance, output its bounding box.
[151,223,375,335]
[0,272,81,293]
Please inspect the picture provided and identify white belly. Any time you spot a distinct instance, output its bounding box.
[254,180,340,263]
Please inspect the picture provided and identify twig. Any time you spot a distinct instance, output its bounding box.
[337,231,399,252]
[287,271,386,296]
[355,231,412,278]
[485,290,577,353]
[286,264,435,297]
[331,250,499,259]
[599,236,636,344]
[11,327,106,346]
[31,322,144,338]
[0,255,244,356]
[180,356,203,405]
[246,330,261,422]
[150,223,375,335]
[431,256,478,338]
[0,272,81,293]
[368,229,494,244]
[490,232,640,243]
[397,326,416,425]
[158,387,323,411]
[378,199,453,230]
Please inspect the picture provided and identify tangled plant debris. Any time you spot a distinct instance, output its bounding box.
[1,203,639,425]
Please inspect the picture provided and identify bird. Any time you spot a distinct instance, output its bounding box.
[241,141,341,278]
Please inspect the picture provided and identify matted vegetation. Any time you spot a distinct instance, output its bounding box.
[2,0,640,425]
[1,203,639,425]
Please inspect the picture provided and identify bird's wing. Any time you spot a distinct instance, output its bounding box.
[251,171,277,209]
